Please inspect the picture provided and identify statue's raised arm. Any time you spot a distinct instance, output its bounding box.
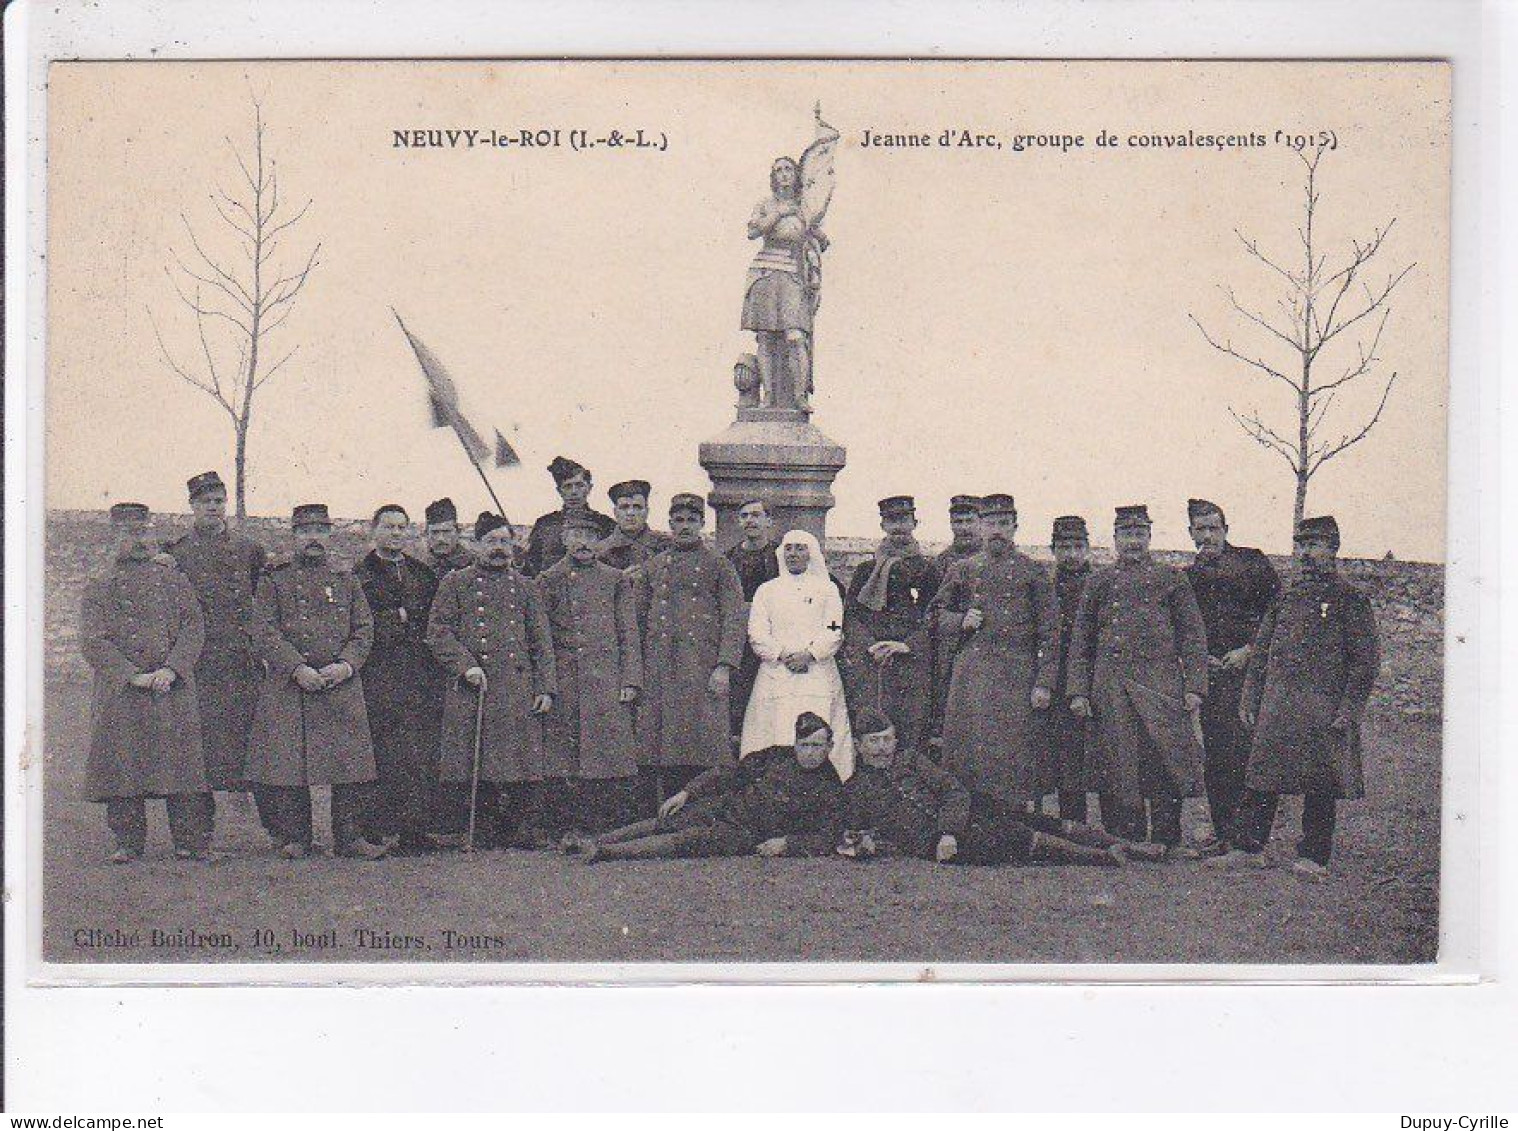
[740,106,840,414]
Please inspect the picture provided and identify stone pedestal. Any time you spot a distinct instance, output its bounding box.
[699,406,846,547]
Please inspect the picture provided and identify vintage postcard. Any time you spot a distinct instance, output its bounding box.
[33,58,1450,977]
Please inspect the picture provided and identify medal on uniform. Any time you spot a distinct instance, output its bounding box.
[1320,601,1330,619]
[398,607,408,623]
[325,585,335,602]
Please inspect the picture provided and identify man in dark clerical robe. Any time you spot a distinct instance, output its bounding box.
[723,496,782,740]
[521,456,616,578]
[162,470,267,835]
[415,496,476,578]
[1067,505,1209,855]
[594,479,671,571]
[840,495,941,751]
[926,495,983,749]
[354,504,443,854]
[1182,497,1281,849]
[1048,514,1095,823]
[82,503,211,862]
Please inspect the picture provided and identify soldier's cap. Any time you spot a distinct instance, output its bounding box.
[1294,515,1341,548]
[291,503,332,529]
[794,711,832,740]
[948,495,983,515]
[608,479,652,504]
[475,510,512,540]
[109,502,151,525]
[854,707,895,738]
[878,495,916,518]
[738,496,772,513]
[1114,504,1152,529]
[979,493,1018,518]
[185,471,225,500]
[563,511,605,535]
[424,497,458,526]
[669,492,705,518]
[1052,515,1089,543]
[548,456,590,485]
[1188,498,1225,523]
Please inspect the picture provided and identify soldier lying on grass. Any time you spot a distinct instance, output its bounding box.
[565,711,846,863]
[837,708,1165,868]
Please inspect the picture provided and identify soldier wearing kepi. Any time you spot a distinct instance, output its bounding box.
[1067,505,1209,855]
[539,512,645,838]
[415,497,476,578]
[162,471,268,831]
[81,503,212,863]
[353,504,443,854]
[1049,515,1095,823]
[1183,498,1280,850]
[246,504,386,859]
[634,492,747,803]
[840,495,941,750]
[595,479,671,571]
[1210,516,1380,880]
[521,456,616,578]
[724,496,782,740]
[925,495,984,749]
[930,494,1060,808]
[427,511,557,848]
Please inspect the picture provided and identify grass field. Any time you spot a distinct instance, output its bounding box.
[40,676,1440,966]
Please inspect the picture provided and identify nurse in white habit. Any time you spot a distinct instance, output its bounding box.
[740,529,854,778]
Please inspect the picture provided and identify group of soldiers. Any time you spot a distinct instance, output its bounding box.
[80,454,1380,880]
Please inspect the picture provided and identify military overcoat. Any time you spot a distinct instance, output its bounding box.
[839,551,941,749]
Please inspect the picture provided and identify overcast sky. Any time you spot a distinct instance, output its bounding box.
[46,61,1449,559]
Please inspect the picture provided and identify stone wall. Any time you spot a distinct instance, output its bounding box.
[42,511,1443,719]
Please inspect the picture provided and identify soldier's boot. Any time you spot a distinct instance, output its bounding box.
[1028,830,1124,868]
[331,784,388,860]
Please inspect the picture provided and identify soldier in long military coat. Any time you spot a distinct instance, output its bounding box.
[839,495,941,751]
[1211,516,1380,878]
[521,456,616,578]
[426,511,557,848]
[1049,515,1095,822]
[415,496,477,578]
[354,505,443,854]
[594,479,671,571]
[162,471,267,828]
[1067,505,1209,853]
[1182,498,1281,847]
[930,494,1060,807]
[723,497,781,740]
[246,504,385,860]
[634,493,747,802]
[81,503,212,862]
[538,513,644,836]
[926,495,983,748]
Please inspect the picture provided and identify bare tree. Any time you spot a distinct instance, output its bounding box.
[1190,142,1414,532]
[149,89,321,518]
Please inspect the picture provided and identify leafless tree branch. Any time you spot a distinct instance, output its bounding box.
[1190,312,1297,391]
[1309,374,1397,475]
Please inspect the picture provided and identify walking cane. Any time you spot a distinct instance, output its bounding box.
[464,682,486,853]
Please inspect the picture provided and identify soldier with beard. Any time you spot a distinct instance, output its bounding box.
[162,471,269,838]
[926,495,983,749]
[595,480,671,571]
[1183,498,1280,849]
[246,504,386,859]
[1211,516,1380,880]
[1048,515,1094,823]
[81,503,211,862]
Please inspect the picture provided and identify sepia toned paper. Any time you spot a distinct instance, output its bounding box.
[37,59,1449,976]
